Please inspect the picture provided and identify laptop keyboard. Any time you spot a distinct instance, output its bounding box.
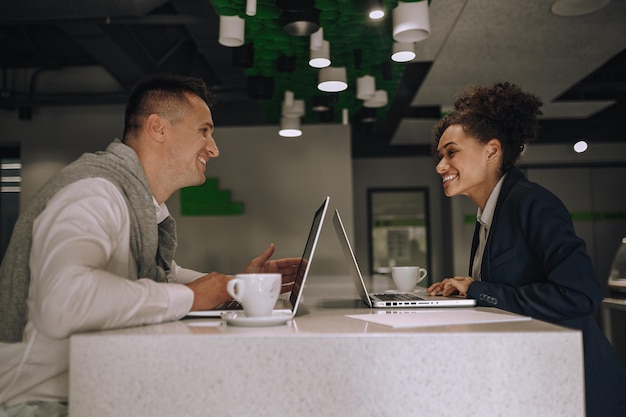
[373,293,424,301]
[214,299,242,310]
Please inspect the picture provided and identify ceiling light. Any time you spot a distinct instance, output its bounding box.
[218,15,245,47]
[392,1,430,43]
[310,28,324,51]
[247,75,274,99]
[232,43,254,68]
[369,0,385,19]
[342,108,349,125]
[279,117,302,137]
[318,67,348,92]
[282,99,305,118]
[312,95,330,112]
[551,0,610,16]
[361,107,377,123]
[218,16,246,47]
[574,140,589,153]
[363,90,388,108]
[370,9,385,20]
[391,42,416,62]
[309,40,330,68]
[283,90,294,107]
[318,109,334,122]
[282,90,305,123]
[356,75,376,100]
[275,0,315,11]
[282,8,320,36]
[277,55,296,72]
[246,0,257,16]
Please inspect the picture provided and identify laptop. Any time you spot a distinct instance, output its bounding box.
[332,209,475,308]
[186,196,330,317]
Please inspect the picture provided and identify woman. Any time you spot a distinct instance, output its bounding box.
[428,82,626,417]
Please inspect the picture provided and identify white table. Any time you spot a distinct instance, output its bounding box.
[69,274,584,417]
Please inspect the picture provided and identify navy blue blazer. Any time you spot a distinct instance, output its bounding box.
[466,166,626,417]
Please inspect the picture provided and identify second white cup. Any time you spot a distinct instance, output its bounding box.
[226,273,281,317]
[391,266,428,292]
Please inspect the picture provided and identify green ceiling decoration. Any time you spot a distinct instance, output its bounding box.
[209,0,419,125]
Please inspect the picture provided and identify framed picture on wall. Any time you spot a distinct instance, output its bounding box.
[367,188,431,283]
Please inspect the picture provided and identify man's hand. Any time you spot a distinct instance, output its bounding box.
[185,272,233,311]
[244,243,303,293]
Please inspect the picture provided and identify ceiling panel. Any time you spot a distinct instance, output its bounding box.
[0,0,624,157]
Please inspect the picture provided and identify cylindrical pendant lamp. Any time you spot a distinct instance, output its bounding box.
[219,15,245,47]
[279,117,302,137]
[275,0,315,11]
[361,107,377,123]
[363,90,388,108]
[310,27,324,51]
[369,0,385,20]
[356,75,376,100]
[277,55,296,72]
[392,1,430,43]
[247,75,274,99]
[282,8,320,36]
[284,90,294,107]
[282,99,305,118]
[309,40,330,68]
[318,67,347,92]
[232,42,254,67]
[246,0,257,16]
[391,42,416,62]
[312,95,330,112]
[342,108,349,126]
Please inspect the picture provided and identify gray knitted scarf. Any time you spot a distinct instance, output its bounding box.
[0,140,176,343]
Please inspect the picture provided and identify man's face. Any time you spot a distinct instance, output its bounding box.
[164,93,219,189]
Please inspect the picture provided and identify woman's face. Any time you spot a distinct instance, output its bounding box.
[435,124,501,208]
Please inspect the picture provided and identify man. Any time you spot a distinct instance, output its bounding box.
[0,74,301,415]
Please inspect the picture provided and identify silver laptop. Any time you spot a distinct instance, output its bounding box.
[333,209,475,308]
[187,196,330,317]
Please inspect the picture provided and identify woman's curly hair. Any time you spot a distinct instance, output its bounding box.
[432,82,543,173]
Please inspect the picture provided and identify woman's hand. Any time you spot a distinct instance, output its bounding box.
[428,276,474,297]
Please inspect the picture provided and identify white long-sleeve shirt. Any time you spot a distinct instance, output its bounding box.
[0,178,200,405]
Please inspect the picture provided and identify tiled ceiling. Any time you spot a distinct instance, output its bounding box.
[1,0,625,158]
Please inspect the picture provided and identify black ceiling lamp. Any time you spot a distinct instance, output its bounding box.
[382,61,393,80]
[360,107,377,123]
[232,43,254,68]
[354,49,363,70]
[281,7,320,36]
[318,109,334,123]
[311,95,330,112]
[277,55,296,72]
[247,75,274,99]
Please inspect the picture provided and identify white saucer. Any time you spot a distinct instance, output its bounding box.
[223,312,293,327]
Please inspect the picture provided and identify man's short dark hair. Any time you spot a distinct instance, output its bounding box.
[122,74,215,141]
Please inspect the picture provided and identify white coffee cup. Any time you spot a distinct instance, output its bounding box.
[391,266,428,292]
[226,273,281,317]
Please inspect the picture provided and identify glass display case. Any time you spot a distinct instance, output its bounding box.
[608,237,626,293]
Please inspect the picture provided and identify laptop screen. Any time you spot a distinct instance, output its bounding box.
[289,196,329,314]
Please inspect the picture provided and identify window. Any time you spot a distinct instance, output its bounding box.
[1,145,21,260]
[367,188,431,283]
